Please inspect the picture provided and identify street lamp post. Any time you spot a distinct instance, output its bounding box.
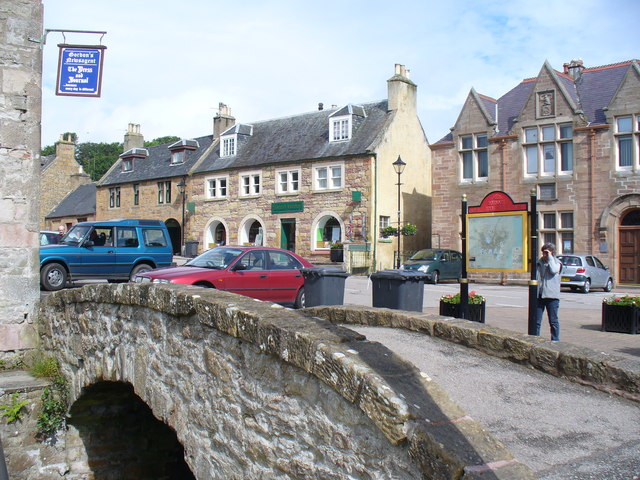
[177,178,187,255]
[392,156,406,269]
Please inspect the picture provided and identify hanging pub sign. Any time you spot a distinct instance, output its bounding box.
[56,44,106,97]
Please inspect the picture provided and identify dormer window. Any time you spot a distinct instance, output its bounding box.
[222,136,236,157]
[329,104,365,142]
[171,150,185,165]
[168,139,198,165]
[220,124,252,158]
[122,158,133,172]
[331,117,351,141]
[119,147,148,173]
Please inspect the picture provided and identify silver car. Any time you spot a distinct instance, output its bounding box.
[557,254,613,293]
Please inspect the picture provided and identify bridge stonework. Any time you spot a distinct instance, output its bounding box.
[37,284,535,479]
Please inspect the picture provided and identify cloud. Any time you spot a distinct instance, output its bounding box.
[40,0,640,147]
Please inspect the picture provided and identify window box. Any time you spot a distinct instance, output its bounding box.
[601,303,640,334]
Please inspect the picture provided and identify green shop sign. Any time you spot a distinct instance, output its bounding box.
[271,201,304,214]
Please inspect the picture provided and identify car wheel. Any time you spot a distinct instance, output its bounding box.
[294,287,305,309]
[431,271,439,285]
[604,278,613,292]
[581,279,591,294]
[130,263,153,280]
[41,263,67,291]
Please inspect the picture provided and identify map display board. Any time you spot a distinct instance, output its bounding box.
[467,211,528,272]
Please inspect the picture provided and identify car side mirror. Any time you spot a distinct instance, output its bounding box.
[231,263,247,271]
[605,266,609,270]
[83,240,94,247]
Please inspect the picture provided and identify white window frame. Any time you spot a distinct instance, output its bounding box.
[276,168,301,194]
[122,158,133,172]
[523,123,573,178]
[221,135,236,157]
[171,150,185,165]
[459,133,489,183]
[614,115,639,171]
[239,171,262,197]
[313,162,344,191]
[539,211,574,254]
[330,115,351,142]
[205,175,228,200]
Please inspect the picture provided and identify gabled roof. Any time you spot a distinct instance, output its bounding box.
[168,139,199,150]
[434,59,640,144]
[99,135,214,186]
[193,100,390,174]
[330,104,366,118]
[45,183,96,219]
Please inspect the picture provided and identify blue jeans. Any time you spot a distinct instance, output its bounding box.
[536,298,560,341]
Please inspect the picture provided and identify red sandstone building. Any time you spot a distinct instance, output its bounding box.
[431,59,640,284]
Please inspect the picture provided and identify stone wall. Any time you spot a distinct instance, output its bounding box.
[0,0,42,357]
[36,284,534,479]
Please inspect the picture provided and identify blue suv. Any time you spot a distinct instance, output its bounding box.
[40,219,173,291]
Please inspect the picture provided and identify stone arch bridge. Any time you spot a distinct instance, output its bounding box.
[37,283,541,479]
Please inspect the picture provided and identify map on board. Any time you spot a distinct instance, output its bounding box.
[467,213,527,272]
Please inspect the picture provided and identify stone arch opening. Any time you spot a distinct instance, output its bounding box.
[312,213,343,250]
[239,218,264,245]
[68,381,195,479]
[165,218,182,255]
[619,208,640,284]
[205,218,227,248]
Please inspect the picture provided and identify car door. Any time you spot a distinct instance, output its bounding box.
[76,226,116,278]
[221,250,272,301]
[439,251,453,279]
[264,250,304,303]
[113,226,140,276]
[449,251,462,279]
[588,255,607,288]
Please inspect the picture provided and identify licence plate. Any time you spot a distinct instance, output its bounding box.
[561,277,570,282]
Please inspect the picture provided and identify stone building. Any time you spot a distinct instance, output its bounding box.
[431,59,640,284]
[40,134,92,229]
[0,0,42,356]
[44,182,97,230]
[98,65,432,270]
[97,123,214,254]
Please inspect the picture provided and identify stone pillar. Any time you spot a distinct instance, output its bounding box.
[0,0,43,357]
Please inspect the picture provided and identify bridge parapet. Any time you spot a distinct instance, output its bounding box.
[39,283,535,479]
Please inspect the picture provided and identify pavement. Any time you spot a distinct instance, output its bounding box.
[342,276,640,363]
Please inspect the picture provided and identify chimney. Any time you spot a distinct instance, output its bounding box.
[387,63,417,113]
[123,123,144,151]
[563,59,585,81]
[55,133,75,161]
[213,102,236,140]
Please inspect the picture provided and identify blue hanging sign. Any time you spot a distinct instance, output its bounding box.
[56,44,106,97]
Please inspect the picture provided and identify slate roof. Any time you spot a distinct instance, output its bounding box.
[193,101,390,175]
[434,60,639,144]
[45,182,96,219]
[40,154,55,170]
[99,135,214,186]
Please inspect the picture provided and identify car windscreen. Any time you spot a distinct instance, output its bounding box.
[409,249,437,261]
[185,248,244,269]
[60,225,91,245]
[557,255,581,266]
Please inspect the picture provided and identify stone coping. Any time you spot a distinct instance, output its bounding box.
[304,305,640,403]
[39,284,536,479]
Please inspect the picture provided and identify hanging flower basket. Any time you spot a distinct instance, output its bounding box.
[439,291,486,323]
[602,296,640,334]
[330,242,344,262]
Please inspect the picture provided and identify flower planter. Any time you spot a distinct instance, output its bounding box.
[439,300,486,323]
[601,303,640,334]
[330,248,344,262]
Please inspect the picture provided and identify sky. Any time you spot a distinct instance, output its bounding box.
[41,0,640,148]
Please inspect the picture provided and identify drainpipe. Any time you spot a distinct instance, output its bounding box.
[500,139,507,285]
[588,128,596,254]
[372,153,378,271]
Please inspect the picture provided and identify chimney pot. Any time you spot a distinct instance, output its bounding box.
[318,102,324,111]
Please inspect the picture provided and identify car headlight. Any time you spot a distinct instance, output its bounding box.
[418,265,429,273]
[152,278,172,284]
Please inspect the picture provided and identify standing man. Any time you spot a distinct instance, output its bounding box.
[536,242,561,341]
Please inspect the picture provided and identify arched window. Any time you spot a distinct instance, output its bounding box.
[621,209,640,226]
[239,218,265,245]
[206,220,227,248]
[315,215,341,248]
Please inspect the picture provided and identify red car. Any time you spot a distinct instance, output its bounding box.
[131,246,314,308]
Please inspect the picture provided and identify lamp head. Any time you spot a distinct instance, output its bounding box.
[392,156,406,175]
